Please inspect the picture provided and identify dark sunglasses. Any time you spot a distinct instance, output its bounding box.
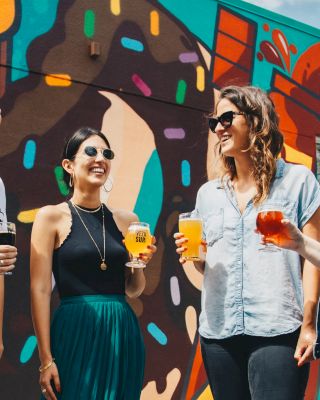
[208,111,244,133]
[84,146,114,160]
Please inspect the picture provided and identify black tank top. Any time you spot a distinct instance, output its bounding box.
[52,201,128,298]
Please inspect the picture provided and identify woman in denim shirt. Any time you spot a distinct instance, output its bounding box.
[175,86,320,400]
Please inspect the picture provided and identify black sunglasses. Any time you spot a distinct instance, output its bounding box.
[208,111,244,133]
[84,146,115,160]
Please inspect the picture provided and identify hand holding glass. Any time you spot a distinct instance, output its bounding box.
[124,222,152,268]
[256,209,284,251]
[0,222,16,275]
[178,212,203,261]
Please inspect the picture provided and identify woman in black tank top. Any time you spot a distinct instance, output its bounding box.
[30,127,156,400]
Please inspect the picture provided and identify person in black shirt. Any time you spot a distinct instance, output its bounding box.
[30,127,156,400]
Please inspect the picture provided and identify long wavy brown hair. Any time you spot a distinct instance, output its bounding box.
[216,85,283,205]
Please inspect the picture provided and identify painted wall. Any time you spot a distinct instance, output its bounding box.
[0,0,319,398]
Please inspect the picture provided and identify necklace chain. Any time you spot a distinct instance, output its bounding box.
[70,202,107,270]
[73,203,102,213]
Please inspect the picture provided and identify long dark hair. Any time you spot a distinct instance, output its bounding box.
[62,126,111,187]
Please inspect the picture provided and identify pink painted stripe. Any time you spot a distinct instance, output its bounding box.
[179,52,199,63]
[132,73,152,96]
[164,128,185,139]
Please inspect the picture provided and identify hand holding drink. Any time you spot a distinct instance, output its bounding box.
[0,222,17,275]
[177,212,203,261]
[124,222,152,268]
[256,208,285,251]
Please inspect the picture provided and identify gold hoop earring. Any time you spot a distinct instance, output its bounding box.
[69,174,74,188]
[103,178,113,192]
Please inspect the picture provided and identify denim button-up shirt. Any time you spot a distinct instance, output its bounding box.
[195,159,320,339]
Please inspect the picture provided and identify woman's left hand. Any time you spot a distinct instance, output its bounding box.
[138,236,157,265]
[295,325,317,366]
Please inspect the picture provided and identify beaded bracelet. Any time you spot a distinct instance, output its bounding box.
[39,358,55,373]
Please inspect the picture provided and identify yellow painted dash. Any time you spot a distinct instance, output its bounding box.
[150,10,159,36]
[110,0,121,16]
[18,209,40,224]
[196,66,205,92]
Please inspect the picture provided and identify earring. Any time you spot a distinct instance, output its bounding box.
[69,174,74,188]
[103,177,113,192]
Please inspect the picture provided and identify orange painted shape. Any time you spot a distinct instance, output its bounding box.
[212,56,250,88]
[0,41,7,98]
[305,360,319,399]
[45,74,72,87]
[216,32,251,70]
[218,8,255,45]
[0,0,15,34]
[185,339,209,399]
[273,73,320,116]
[292,43,320,95]
[283,143,313,170]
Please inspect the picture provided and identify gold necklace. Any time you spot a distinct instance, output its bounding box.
[70,202,107,270]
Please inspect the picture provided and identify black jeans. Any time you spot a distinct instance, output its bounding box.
[200,330,309,400]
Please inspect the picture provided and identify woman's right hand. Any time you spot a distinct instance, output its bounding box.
[39,362,61,400]
[262,219,303,251]
[173,232,189,264]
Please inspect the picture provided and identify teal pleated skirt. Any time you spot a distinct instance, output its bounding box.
[41,294,145,400]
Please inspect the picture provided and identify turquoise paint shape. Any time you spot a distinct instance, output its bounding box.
[20,335,37,364]
[121,37,144,52]
[158,0,217,49]
[84,10,95,38]
[147,322,168,345]
[23,139,36,169]
[133,150,163,235]
[181,160,190,187]
[12,0,59,81]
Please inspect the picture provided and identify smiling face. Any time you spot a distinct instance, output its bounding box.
[65,134,112,190]
[215,98,250,159]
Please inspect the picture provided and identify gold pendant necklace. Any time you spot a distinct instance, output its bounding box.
[71,202,107,270]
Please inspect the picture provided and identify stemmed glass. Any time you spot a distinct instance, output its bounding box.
[256,208,284,252]
[0,222,16,275]
[124,222,151,268]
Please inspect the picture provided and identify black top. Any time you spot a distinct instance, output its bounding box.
[52,201,128,298]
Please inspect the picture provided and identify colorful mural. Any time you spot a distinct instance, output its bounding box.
[0,0,319,398]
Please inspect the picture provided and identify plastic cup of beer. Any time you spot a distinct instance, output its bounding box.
[178,212,203,261]
[256,208,284,251]
[124,222,152,268]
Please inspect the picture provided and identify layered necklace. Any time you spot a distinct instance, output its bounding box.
[70,201,107,271]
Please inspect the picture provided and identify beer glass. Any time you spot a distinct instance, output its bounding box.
[256,208,284,251]
[0,222,16,275]
[124,222,152,268]
[178,212,203,261]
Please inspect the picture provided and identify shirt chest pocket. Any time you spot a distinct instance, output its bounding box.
[204,209,224,247]
[261,199,297,222]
